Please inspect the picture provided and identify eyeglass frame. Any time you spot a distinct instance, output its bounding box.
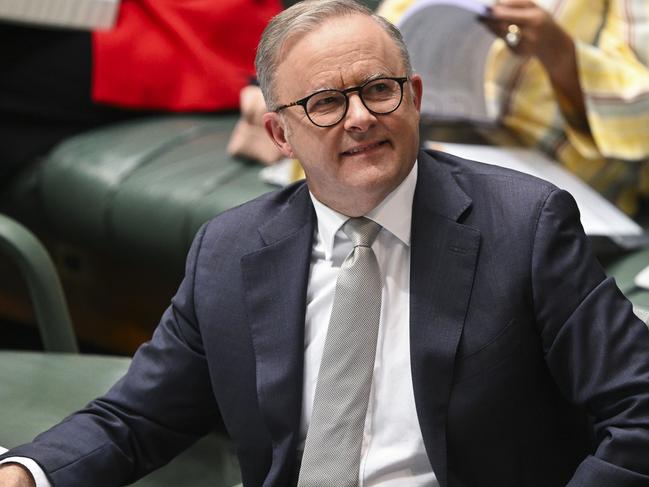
[273,76,410,128]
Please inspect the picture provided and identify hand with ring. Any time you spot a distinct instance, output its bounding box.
[480,0,572,63]
[479,0,586,126]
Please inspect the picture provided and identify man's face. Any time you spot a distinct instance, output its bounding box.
[263,14,423,216]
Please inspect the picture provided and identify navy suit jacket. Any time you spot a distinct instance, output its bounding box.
[5,150,649,486]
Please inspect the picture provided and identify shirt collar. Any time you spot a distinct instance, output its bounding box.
[310,160,418,260]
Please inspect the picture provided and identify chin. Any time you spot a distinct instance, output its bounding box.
[344,174,398,203]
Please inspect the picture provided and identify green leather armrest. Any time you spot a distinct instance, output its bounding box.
[0,214,77,352]
[0,352,241,486]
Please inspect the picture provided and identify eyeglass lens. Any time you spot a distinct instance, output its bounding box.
[306,78,403,127]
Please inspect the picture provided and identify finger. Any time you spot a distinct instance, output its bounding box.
[494,0,536,8]
[490,2,539,26]
[480,17,526,52]
[480,17,523,39]
[478,17,509,38]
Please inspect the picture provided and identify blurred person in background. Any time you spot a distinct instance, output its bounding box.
[380,0,649,215]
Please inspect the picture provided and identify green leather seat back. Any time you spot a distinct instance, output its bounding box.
[3,115,275,268]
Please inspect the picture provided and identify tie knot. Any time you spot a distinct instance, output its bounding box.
[342,217,381,247]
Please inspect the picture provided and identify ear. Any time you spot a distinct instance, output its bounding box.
[409,74,423,113]
[263,112,295,158]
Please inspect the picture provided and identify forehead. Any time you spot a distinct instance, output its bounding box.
[276,14,404,98]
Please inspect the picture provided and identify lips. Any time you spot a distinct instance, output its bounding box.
[341,140,388,156]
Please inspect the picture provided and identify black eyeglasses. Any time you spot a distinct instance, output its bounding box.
[274,76,409,128]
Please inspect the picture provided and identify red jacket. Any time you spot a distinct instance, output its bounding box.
[92,0,282,111]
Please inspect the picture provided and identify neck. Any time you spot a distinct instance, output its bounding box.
[315,192,386,218]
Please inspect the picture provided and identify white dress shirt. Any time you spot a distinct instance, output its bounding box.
[2,162,437,487]
[302,161,437,486]
[0,447,50,487]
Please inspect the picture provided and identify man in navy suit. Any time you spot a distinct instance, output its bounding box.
[2,0,649,485]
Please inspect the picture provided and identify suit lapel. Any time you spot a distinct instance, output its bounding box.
[410,151,481,487]
[241,185,316,478]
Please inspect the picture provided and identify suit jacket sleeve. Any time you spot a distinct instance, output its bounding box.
[0,223,222,486]
[532,188,649,485]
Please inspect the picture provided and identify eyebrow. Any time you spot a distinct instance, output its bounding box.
[363,72,390,83]
[308,72,392,94]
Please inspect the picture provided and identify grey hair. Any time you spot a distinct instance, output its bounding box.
[255,0,413,110]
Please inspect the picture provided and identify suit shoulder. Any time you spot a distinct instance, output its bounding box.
[188,179,311,261]
[202,179,308,233]
[419,149,574,234]
[423,148,557,200]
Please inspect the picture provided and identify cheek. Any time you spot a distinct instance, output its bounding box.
[286,121,316,148]
[395,118,420,150]
[296,128,338,158]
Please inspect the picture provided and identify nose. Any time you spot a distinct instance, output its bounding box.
[343,93,376,132]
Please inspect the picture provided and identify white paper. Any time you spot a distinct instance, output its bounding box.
[427,141,644,238]
[0,0,119,30]
[398,0,500,124]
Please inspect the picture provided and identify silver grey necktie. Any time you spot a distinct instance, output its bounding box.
[298,217,382,487]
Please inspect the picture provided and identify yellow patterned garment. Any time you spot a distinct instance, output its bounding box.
[379,0,649,214]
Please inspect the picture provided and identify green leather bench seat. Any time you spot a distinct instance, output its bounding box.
[3,115,275,269]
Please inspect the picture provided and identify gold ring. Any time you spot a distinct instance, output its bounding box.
[505,24,521,48]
